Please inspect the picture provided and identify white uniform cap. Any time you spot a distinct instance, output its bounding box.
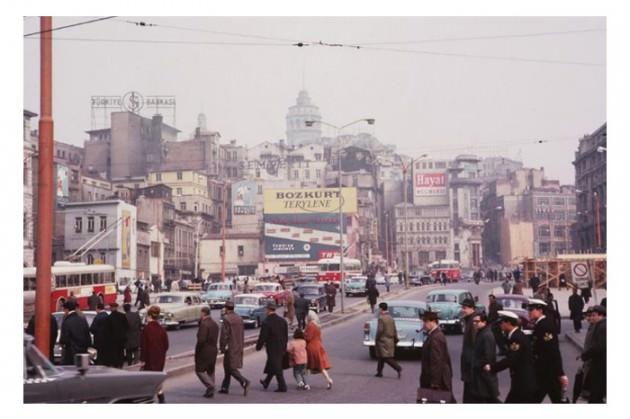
[527,298,548,307]
[497,310,519,320]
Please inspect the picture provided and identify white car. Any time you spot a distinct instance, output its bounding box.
[146,292,208,329]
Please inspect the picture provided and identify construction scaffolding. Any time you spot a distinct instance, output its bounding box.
[519,254,607,290]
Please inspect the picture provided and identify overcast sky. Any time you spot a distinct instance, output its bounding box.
[23,16,606,184]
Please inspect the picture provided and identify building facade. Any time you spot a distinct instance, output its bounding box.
[23,110,38,267]
[199,233,262,280]
[573,123,607,253]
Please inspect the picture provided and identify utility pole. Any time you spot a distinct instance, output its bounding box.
[35,16,53,358]
[384,212,389,270]
[402,166,409,289]
[221,183,228,282]
[594,191,602,251]
[338,142,345,314]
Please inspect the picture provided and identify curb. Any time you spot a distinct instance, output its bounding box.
[160,285,433,379]
[564,332,585,352]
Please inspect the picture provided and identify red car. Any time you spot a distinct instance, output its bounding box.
[494,294,535,334]
[252,282,290,306]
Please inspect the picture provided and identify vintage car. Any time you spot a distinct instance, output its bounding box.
[425,289,485,334]
[252,282,290,306]
[24,334,166,403]
[233,293,272,328]
[363,300,428,359]
[344,276,367,297]
[50,310,102,364]
[200,282,236,308]
[295,284,327,312]
[148,292,208,329]
[410,270,433,286]
[493,294,535,334]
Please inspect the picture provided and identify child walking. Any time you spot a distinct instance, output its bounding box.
[287,328,310,390]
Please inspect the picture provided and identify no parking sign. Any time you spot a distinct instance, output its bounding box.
[571,261,591,289]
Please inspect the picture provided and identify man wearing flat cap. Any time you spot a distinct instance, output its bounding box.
[219,301,250,396]
[486,310,536,403]
[580,305,606,403]
[256,301,289,392]
[419,310,454,401]
[460,298,478,403]
[527,299,568,403]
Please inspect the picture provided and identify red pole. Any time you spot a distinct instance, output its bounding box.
[34,16,53,358]
[384,212,389,269]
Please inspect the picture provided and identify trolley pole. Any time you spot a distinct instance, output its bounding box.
[34,16,54,358]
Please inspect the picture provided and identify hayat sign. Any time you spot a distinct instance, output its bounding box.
[414,172,447,196]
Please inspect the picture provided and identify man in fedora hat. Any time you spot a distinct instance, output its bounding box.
[419,310,454,400]
[103,302,129,368]
[256,301,288,392]
[527,299,568,403]
[579,305,606,403]
[219,301,250,396]
[486,310,536,403]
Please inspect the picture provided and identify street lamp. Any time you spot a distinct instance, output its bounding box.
[401,153,429,289]
[305,118,375,313]
[596,146,607,153]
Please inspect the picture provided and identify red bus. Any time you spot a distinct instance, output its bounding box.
[316,257,362,284]
[23,262,117,323]
[429,260,462,282]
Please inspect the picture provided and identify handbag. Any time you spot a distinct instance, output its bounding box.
[417,387,456,404]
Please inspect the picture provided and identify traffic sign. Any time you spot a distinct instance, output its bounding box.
[571,261,591,289]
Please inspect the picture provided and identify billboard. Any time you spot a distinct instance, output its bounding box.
[232,181,257,215]
[414,172,447,197]
[56,164,70,204]
[121,210,131,269]
[263,187,357,215]
[263,187,357,261]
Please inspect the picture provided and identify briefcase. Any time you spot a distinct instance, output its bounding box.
[417,387,456,404]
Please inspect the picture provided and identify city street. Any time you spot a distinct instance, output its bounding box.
[161,282,581,403]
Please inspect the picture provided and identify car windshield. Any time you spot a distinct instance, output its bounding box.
[497,298,526,309]
[255,285,276,291]
[388,306,424,319]
[426,293,458,303]
[156,295,183,304]
[234,296,259,306]
[349,278,365,283]
[299,287,318,295]
[25,342,58,379]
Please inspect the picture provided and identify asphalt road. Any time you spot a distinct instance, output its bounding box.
[162,281,581,403]
[162,282,406,356]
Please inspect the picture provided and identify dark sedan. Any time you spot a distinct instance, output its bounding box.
[24,335,166,403]
[295,284,327,313]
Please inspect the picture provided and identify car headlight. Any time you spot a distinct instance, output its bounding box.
[165,312,174,319]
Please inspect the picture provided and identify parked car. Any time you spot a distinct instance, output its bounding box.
[24,334,166,403]
[146,292,207,329]
[493,294,535,334]
[295,274,318,285]
[252,282,290,306]
[344,276,367,297]
[461,269,475,283]
[363,300,428,359]
[374,273,386,285]
[409,271,433,286]
[295,284,327,313]
[232,293,272,328]
[200,282,236,308]
[425,289,486,334]
[50,310,103,364]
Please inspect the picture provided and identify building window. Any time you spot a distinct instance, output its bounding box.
[537,197,550,205]
[86,253,94,264]
[256,169,261,178]
[74,217,83,233]
[151,242,160,257]
[194,202,198,212]
[304,169,310,179]
[180,201,187,211]
[88,191,93,201]
[100,216,107,231]
[177,171,183,180]
[176,188,182,195]
[454,243,461,262]
[554,226,566,237]
[238,245,244,256]
[538,225,550,237]
[23,212,27,239]
[87,216,95,233]
[553,197,565,206]
[99,252,106,264]
[294,170,299,179]
[539,242,551,254]
[156,173,162,181]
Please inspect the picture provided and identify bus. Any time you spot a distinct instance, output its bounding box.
[429,259,462,282]
[316,257,362,284]
[23,262,117,323]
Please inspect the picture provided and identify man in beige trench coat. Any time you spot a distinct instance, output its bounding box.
[374,302,402,378]
[219,301,250,396]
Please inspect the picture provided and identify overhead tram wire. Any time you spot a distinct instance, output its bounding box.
[23,16,117,37]
[25,37,290,47]
[352,27,606,46]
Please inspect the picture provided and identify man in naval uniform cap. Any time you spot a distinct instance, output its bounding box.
[485,310,537,403]
[527,299,568,403]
